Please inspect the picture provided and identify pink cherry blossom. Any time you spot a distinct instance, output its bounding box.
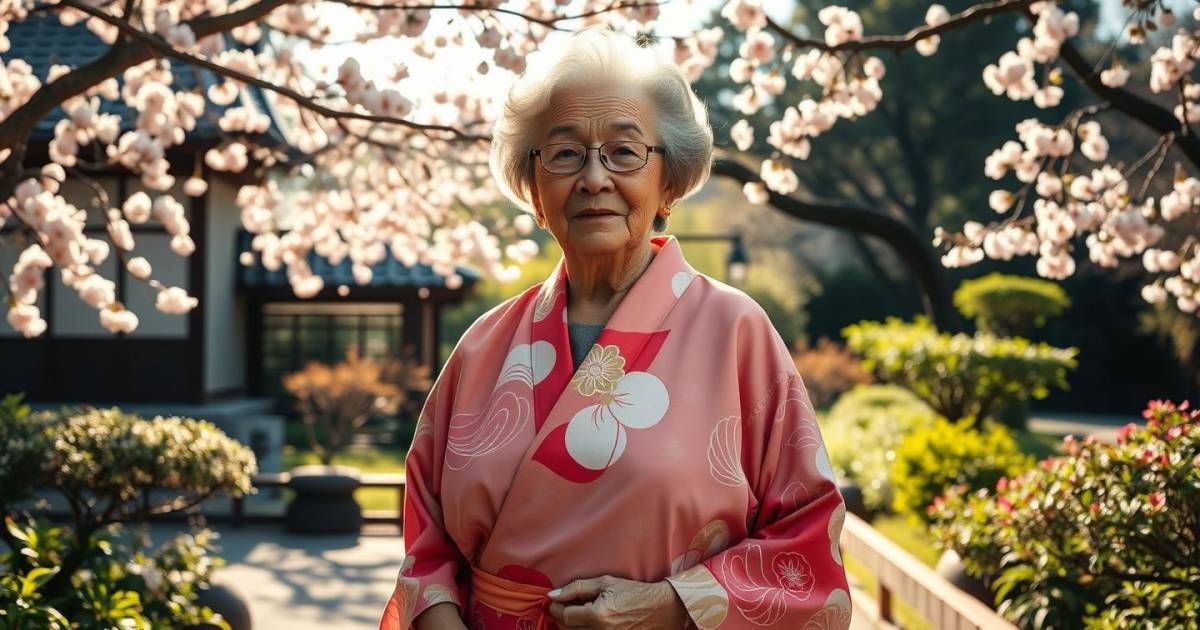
[731,119,754,151]
[720,0,766,32]
[743,181,768,205]
[155,286,198,314]
[1100,64,1129,88]
[818,6,863,47]
[100,307,138,334]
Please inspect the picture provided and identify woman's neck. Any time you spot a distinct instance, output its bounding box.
[564,239,654,325]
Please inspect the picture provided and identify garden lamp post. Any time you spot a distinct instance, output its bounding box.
[672,232,751,284]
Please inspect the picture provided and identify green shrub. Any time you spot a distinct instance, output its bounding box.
[842,317,1078,429]
[954,272,1071,337]
[891,418,1033,524]
[929,400,1200,628]
[818,385,938,512]
[1,517,230,629]
[0,394,54,509]
[0,400,257,628]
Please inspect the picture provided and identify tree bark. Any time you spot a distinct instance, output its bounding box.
[713,157,963,332]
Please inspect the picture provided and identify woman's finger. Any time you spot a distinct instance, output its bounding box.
[547,576,607,602]
[559,601,606,628]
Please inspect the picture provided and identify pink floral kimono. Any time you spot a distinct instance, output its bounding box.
[379,235,851,629]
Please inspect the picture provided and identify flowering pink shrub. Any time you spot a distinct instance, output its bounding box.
[929,400,1200,627]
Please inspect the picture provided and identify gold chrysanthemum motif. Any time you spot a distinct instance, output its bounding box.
[571,344,625,396]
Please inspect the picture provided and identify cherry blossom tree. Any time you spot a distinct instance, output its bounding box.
[0,0,704,337]
[2,0,1198,340]
[708,0,1199,319]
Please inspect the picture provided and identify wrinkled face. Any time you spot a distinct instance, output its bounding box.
[529,83,672,257]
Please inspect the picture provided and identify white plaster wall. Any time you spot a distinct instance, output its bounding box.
[205,177,246,394]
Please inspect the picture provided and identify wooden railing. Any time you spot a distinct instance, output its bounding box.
[229,472,406,530]
[840,512,1015,629]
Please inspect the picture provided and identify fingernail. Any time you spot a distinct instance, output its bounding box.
[547,588,562,597]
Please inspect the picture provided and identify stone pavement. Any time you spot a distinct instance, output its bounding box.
[148,522,405,630]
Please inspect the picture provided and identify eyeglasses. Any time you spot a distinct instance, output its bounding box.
[530,141,666,175]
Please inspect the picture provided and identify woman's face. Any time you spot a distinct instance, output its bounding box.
[529,83,672,258]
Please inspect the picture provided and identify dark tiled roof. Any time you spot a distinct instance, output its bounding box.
[8,14,287,145]
[236,230,480,290]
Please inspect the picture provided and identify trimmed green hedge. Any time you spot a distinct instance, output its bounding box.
[842,317,1078,429]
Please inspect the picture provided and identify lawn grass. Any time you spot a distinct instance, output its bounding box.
[282,446,406,511]
[282,446,408,472]
[869,514,941,567]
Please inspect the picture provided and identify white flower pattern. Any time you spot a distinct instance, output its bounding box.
[708,415,747,487]
[563,371,670,471]
[446,342,553,470]
[721,543,816,626]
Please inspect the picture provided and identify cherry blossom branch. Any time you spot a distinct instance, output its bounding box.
[764,0,1035,53]
[54,0,492,142]
[64,166,161,297]
[328,0,672,31]
[0,0,296,202]
[1044,9,1200,169]
[1137,133,1175,202]
[1005,106,1104,221]
[1089,8,1141,75]
[1125,133,1173,182]
[712,155,961,330]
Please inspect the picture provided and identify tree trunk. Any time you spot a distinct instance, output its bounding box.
[712,157,962,332]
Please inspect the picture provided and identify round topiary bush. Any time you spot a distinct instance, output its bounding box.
[0,397,257,629]
[953,272,1071,337]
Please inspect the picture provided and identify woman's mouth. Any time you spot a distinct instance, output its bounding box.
[575,210,622,220]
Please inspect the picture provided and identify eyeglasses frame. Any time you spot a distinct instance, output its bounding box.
[529,140,667,175]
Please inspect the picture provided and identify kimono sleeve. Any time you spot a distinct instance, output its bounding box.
[665,309,852,629]
[379,353,470,630]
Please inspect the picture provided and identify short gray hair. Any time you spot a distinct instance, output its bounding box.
[489,28,714,229]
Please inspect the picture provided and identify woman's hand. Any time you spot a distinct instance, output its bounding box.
[546,575,691,629]
[413,601,468,630]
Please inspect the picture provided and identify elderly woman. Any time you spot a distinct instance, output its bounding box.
[379,29,850,630]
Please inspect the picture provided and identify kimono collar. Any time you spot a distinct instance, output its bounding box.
[528,235,698,433]
[531,234,698,334]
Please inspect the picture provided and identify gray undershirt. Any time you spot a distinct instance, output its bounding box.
[567,322,606,372]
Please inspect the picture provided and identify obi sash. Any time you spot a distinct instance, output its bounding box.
[471,566,553,630]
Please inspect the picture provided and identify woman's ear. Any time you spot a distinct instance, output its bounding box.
[529,183,547,228]
[662,181,676,210]
[528,162,547,229]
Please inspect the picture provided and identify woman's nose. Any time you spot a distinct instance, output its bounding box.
[574,152,615,195]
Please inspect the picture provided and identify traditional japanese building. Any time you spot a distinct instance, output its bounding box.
[0,16,476,431]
